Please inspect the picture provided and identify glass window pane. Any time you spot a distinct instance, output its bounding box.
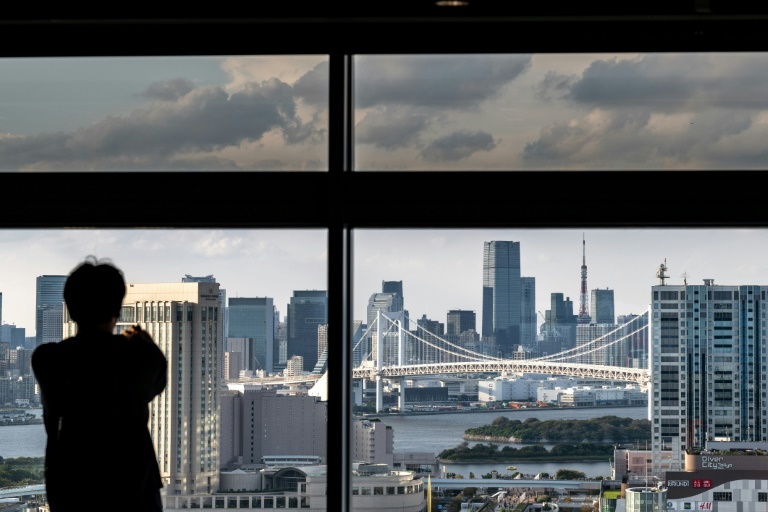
[0,56,328,171]
[0,228,327,507]
[353,53,768,170]
[351,228,768,489]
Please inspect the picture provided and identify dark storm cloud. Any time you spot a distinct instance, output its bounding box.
[292,61,329,107]
[355,108,430,149]
[355,55,532,109]
[142,78,195,101]
[559,54,768,110]
[0,78,323,170]
[420,130,497,162]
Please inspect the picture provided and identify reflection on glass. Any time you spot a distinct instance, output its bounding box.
[0,57,328,171]
[354,53,768,170]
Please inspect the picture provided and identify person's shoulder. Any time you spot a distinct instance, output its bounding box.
[31,339,72,368]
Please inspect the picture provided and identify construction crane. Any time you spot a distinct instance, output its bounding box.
[538,311,559,337]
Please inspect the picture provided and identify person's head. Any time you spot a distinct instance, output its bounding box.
[64,256,126,326]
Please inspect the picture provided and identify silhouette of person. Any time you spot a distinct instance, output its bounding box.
[31,256,167,511]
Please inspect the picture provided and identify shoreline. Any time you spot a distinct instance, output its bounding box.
[360,403,643,418]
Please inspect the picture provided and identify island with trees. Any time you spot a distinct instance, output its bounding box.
[463,415,650,443]
[438,441,617,462]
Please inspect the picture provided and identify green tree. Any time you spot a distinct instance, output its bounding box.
[555,469,586,480]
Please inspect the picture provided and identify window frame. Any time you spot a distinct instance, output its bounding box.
[4,10,768,512]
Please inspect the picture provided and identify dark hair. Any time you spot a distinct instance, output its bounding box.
[64,256,126,324]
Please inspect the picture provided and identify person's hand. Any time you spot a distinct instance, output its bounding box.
[123,324,153,342]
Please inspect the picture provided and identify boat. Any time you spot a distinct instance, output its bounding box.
[506,465,517,471]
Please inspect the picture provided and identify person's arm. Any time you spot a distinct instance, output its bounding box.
[31,343,62,438]
[124,324,168,400]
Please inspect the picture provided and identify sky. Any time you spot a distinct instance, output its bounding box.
[4,53,768,333]
[3,228,768,337]
[3,53,768,170]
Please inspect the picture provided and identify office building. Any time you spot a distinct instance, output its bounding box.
[64,281,223,497]
[482,240,522,357]
[446,309,475,338]
[287,290,327,372]
[352,418,394,467]
[228,297,275,373]
[591,288,615,325]
[538,292,578,355]
[618,313,649,369]
[0,341,7,376]
[223,351,242,381]
[382,280,408,331]
[219,383,327,468]
[650,280,768,475]
[35,275,67,348]
[285,355,304,377]
[521,276,536,348]
[366,293,406,367]
[0,324,25,349]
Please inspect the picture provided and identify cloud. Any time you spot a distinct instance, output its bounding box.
[355,108,430,149]
[142,78,195,101]
[354,55,531,109]
[420,130,497,162]
[292,61,329,107]
[0,78,323,171]
[558,53,768,111]
[521,107,756,169]
[521,53,768,169]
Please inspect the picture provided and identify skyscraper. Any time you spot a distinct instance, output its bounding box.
[521,277,537,348]
[35,275,67,348]
[446,310,475,337]
[182,275,228,339]
[482,240,521,357]
[228,297,275,373]
[650,279,768,475]
[65,281,223,497]
[590,288,615,324]
[287,290,328,372]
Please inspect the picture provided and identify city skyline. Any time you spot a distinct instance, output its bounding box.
[2,228,768,340]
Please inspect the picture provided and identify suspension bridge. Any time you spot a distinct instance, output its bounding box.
[351,309,650,412]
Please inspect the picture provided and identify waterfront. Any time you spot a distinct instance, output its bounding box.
[0,405,648,477]
[373,405,648,479]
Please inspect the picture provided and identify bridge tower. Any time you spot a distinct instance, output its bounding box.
[376,310,384,412]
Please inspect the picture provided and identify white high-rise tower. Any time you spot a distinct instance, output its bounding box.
[64,282,223,497]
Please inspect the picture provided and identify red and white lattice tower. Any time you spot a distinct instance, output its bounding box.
[577,234,590,324]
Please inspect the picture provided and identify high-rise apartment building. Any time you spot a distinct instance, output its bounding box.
[228,297,275,373]
[287,290,327,372]
[650,281,768,476]
[482,240,521,357]
[591,288,615,325]
[35,275,67,348]
[64,281,223,497]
